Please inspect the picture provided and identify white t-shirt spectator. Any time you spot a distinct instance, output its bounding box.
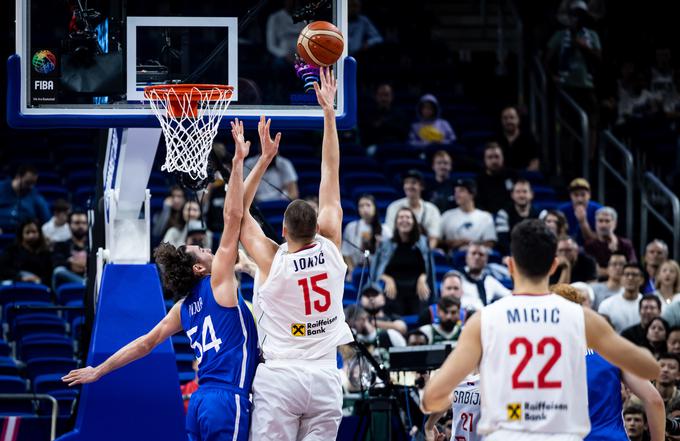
[589,282,623,310]
[42,218,71,243]
[385,198,442,239]
[440,208,497,244]
[341,219,392,266]
[244,156,298,202]
[265,9,306,59]
[597,292,642,333]
[461,271,510,311]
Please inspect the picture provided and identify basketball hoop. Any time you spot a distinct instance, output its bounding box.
[145,84,234,182]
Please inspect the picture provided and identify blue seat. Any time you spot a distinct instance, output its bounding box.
[343,283,358,303]
[34,374,78,394]
[171,335,192,356]
[36,171,62,186]
[340,199,358,217]
[71,316,85,340]
[0,375,27,393]
[37,389,78,416]
[519,170,546,185]
[65,170,95,191]
[0,233,14,251]
[60,158,92,174]
[12,317,67,340]
[374,143,422,161]
[340,157,381,174]
[2,302,57,326]
[64,300,84,325]
[0,283,52,306]
[266,215,284,235]
[297,171,322,187]
[435,265,452,282]
[0,340,10,357]
[21,338,74,361]
[431,249,449,267]
[401,315,420,330]
[257,200,291,218]
[73,186,95,208]
[341,172,389,189]
[148,172,169,188]
[289,158,320,173]
[0,357,19,376]
[533,200,564,212]
[240,280,254,303]
[26,357,78,380]
[350,186,400,203]
[55,283,85,305]
[179,372,196,384]
[35,185,69,203]
[342,215,359,229]
[532,185,558,202]
[175,354,195,374]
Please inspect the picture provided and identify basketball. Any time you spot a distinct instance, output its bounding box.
[297,21,344,67]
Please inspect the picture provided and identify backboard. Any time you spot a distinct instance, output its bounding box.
[9,0,356,129]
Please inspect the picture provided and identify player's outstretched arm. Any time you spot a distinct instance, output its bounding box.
[584,308,660,379]
[61,302,183,386]
[623,371,666,441]
[239,116,280,280]
[421,313,482,413]
[314,67,343,249]
[211,119,249,308]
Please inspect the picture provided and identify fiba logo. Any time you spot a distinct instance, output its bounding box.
[32,50,57,74]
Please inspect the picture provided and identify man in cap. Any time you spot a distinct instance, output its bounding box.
[557,177,602,245]
[385,169,442,249]
[440,178,497,252]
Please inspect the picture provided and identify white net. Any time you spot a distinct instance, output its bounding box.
[146,85,233,181]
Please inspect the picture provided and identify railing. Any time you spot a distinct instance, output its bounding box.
[640,172,680,259]
[598,130,634,240]
[555,89,590,179]
[529,56,549,171]
[0,394,58,440]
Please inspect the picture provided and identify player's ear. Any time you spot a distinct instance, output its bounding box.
[315,224,320,233]
[507,257,516,279]
[192,262,206,276]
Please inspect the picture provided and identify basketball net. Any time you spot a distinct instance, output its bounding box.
[145,85,233,182]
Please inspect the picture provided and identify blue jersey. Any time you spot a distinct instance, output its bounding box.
[585,349,627,441]
[180,276,258,391]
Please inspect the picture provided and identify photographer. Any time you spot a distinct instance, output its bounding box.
[345,303,405,351]
[360,284,408,336]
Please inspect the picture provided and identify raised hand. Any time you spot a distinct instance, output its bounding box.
[62,366,101,386]
[313,67,337,111]
[257,115,281,160]
[230,118,251,160]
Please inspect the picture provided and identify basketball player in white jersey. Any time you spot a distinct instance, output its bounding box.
[422,219,660,441]
[425,370,482,441]
[237,67,353,440]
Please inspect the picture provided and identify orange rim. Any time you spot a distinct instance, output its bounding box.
[144,84,234,118]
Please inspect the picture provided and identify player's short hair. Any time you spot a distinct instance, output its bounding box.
[639,294,662,311]
[283,199,318,242]
[658,352,680,368]
[510,219,557,279]
[622,403,645,420]
[153,243,201,301]
[437,296,460,310]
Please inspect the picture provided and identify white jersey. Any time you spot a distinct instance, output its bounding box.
[254,234,353,360]
[478,294,589,439]
[451,373,483,441]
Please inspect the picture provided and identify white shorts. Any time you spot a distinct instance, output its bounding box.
[249,359,343,441]
[485,430,583,441]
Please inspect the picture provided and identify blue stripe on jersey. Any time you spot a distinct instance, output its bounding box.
[180,276,259,391]
[585,350,628,441]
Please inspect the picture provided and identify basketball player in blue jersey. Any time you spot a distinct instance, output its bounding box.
[550,284,665,441]
[62,120,258,441]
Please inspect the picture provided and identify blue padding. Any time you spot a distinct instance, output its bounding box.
[56,264,185,441]
[7,54,358,130]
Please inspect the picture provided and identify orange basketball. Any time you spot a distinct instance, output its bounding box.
[297,21,344,67]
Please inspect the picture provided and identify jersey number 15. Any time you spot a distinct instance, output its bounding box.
[297,273,331,316]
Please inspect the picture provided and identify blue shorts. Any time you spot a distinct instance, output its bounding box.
[186,385,250,441]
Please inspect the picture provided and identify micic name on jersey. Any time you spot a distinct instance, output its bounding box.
[506,307,560,324]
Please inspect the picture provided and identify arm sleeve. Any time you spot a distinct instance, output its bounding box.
[481,212,498,241]
[425,204,442,239]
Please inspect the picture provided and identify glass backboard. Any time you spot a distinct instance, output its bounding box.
[9,0,356,129]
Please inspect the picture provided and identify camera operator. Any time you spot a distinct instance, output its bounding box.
[360,284,408,337]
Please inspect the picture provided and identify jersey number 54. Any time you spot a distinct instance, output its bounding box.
[186,315,223,365]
